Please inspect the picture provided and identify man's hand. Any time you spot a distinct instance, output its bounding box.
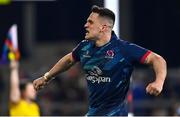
[33,76,48,91]
[146,81,163,96]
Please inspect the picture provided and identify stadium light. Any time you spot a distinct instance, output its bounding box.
[104,0,119,37]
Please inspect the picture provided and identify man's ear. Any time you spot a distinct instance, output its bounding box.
[100,24,106,32]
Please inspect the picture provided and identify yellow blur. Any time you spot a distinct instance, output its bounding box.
[0,0,11,5]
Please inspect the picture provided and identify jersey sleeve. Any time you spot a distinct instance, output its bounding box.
[72,40,88,62]
[122,42,151,64]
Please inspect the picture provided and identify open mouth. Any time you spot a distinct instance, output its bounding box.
[85,29,89,34]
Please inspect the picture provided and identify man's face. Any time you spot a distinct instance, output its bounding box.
[24,83,37,100]
[84,12,102,40]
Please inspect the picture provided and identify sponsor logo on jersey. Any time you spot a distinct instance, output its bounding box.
[86,66,111,83]
[105,50,114,59]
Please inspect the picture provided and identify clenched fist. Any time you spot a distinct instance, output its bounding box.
[146,81,163,96]
[33,76,48,91]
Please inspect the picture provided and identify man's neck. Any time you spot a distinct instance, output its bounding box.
[95,32,111,47]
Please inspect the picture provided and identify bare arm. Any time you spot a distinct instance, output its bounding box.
[10,60,21,103]
[33,52,77,91]
[45,52,76,80]
[144,52,167,96]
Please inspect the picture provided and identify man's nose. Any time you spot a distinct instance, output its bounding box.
[84,23,88,28]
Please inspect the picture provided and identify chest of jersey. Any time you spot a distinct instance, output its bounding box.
[80,43,127,76]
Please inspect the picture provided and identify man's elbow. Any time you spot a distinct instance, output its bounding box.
[156,54,167,67]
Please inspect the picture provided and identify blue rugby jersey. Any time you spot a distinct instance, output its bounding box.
[72,32,151,116]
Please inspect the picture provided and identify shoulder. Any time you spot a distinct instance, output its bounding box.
[32,102,40,108]
[114,38,131,48]
[10,99,26,107]
[79,39,92,46]
[74,39,93,51]
[113,38,143,54]
[115,38,146,52]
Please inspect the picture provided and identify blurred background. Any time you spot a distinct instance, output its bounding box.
[0,0,180,116]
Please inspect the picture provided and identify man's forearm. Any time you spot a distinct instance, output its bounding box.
[10,61,21,103]
[44,53,76,81]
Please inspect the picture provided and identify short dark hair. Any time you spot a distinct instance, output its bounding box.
[91,5,115,26]
[20,82,27,92]
[19,79,32,92]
